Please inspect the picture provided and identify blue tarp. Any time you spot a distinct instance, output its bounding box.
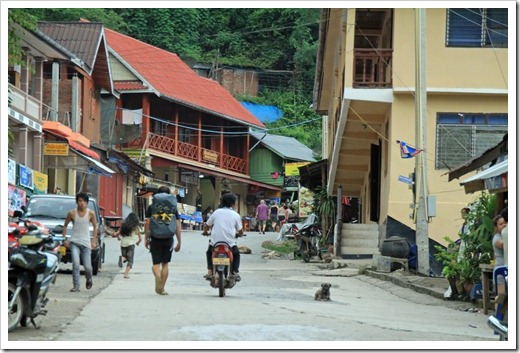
[241,102,283,123]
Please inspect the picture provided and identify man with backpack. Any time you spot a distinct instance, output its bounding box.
[144,186,181,295]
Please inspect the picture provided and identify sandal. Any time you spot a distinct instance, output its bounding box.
[70,287,80,292]
[86,279,93,290]
[124,274,130,279]
[155,276,162,294]
[203,273,213,281]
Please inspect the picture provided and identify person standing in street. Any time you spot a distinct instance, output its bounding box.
[144,186,181,295]
[63,192,98,292]
[113,212,142,279]
[203,193,243,281]
[255,199,269,234]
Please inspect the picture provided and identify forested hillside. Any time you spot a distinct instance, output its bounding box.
[12,8,323,155]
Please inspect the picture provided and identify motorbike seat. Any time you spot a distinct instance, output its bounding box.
[19,235,44,246]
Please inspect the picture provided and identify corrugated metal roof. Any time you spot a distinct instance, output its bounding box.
[38,22,103,73]
[251,131,316,162]
[105,29,265,129]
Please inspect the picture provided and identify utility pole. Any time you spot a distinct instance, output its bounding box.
[414,8,430,276]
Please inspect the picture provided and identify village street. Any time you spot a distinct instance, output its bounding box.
[6,229,501,349]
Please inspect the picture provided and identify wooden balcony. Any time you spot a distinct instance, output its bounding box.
[8,83,41,122]
[146,133,247,174]
[353,48,393,88]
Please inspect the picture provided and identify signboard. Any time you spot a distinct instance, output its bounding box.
[202,149,219,164]
[33,171,48,194]
[8,158,16,185]
[18,164,33,190]
[8,185,26,215]
[284,162,309,177]
[298,186,314,218]
[398,175,414,185]
[44,142,69,156]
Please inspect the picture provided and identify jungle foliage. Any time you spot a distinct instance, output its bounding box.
[16,8,322,152]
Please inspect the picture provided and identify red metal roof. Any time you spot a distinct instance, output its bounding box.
[105,29,265,129]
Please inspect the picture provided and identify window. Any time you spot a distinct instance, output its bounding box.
[446,8,508,48]
[436,113,507,169]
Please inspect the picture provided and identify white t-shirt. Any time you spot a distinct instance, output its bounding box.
[206,207,242,246]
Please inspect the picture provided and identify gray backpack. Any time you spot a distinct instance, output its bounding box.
[149,193,177,239]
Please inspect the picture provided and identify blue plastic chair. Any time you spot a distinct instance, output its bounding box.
[493,266,508,321]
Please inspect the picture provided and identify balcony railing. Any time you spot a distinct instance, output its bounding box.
[147,133,247,174]
[8,83,41,121]
[353,48,393,88]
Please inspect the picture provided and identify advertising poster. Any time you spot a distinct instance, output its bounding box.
[33,171,48,194]
[19,164,34,190]
[298,186,314,218]
[8,158,16,185]
[8,185,26,215]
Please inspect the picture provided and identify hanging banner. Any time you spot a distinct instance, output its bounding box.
[33,171,48,194]
[18,164,34,190]
[284,162,310,177]
[8,158,16,185]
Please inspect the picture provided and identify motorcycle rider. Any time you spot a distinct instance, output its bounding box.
[202,193,243,281]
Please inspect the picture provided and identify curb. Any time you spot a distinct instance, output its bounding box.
[364,270,446,300]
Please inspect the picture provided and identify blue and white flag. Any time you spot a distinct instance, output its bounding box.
[397,140,422,159]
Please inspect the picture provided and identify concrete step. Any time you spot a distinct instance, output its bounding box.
[341,246,379,256]
[342,238,379,248]
[342,223,378,231]
[341,228,379,240]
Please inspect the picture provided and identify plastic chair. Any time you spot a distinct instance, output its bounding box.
[493,266,508,321]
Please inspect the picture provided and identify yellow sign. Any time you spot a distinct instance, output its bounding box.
[44,143,69,156]
[33,171,48,194]
[202,149,219,164]
[284,162,310,176]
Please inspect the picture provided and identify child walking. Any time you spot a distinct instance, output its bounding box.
[114,212,142,278]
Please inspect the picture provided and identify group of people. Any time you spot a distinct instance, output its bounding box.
[254,199,291,234]
[63,188,243,295]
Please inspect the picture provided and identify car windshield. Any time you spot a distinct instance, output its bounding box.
[26,198,97,219]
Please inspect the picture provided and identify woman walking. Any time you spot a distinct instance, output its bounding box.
[270,201,280,232]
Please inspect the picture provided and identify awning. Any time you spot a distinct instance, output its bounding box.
[76,151,116,176]
[446,134,507,181]
[179,163,281,191]
[43,121,100,160]
[460,159,508,194]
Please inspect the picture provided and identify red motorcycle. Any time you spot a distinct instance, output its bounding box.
[210,242,238,297]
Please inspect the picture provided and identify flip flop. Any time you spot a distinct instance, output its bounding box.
[124,274,130,279]
[70,287,80,292]
[159,291,169,295]
[86,279,93,290]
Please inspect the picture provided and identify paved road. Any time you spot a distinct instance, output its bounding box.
[6,230,501,349]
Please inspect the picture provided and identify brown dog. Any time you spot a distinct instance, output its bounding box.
[314,283,331,301]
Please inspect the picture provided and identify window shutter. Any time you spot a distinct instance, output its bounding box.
[436,124,473,169]
[446,9,483,47]
[485,9,508,47]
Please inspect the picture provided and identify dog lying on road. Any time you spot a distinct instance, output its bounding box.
[314,283,331,301]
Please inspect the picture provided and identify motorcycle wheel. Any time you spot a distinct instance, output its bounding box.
[218,271,225,297]
[8,283,24,332]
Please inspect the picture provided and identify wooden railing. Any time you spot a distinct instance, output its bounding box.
[147,133,247,173]
[353,48,393,88]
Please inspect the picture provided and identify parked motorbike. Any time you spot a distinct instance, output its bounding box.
[7,225,62,332]
[294,213,322,263]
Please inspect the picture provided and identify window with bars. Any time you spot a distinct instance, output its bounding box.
[435,113,507,169]
[446,8,508,48]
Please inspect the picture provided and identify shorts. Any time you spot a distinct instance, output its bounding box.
[278,215,286,222]
[150,237,174,265]
[121,245,135,268]
[270,214,278,223]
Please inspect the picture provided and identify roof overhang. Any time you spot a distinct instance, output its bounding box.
[447,134,508,181]
[460,159,508,194]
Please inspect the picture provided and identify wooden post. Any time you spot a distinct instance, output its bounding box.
[174,105,179,156]
[335,185,343,257]
[197,111,202,162]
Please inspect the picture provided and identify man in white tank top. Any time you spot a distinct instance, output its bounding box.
[63,192,98,292]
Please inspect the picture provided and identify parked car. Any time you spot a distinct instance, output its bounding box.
[23,194,105,275]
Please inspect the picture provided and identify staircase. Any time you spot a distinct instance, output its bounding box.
[339,223,379,259]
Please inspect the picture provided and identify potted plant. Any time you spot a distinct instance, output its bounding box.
[434,236,461,298]
[312,186,336,253]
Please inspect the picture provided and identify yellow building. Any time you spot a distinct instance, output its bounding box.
[313,8,509,255]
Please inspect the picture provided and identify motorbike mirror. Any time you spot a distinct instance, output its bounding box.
[26,224,39,232]
[52,225,64,234]
[13,210,24,218]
